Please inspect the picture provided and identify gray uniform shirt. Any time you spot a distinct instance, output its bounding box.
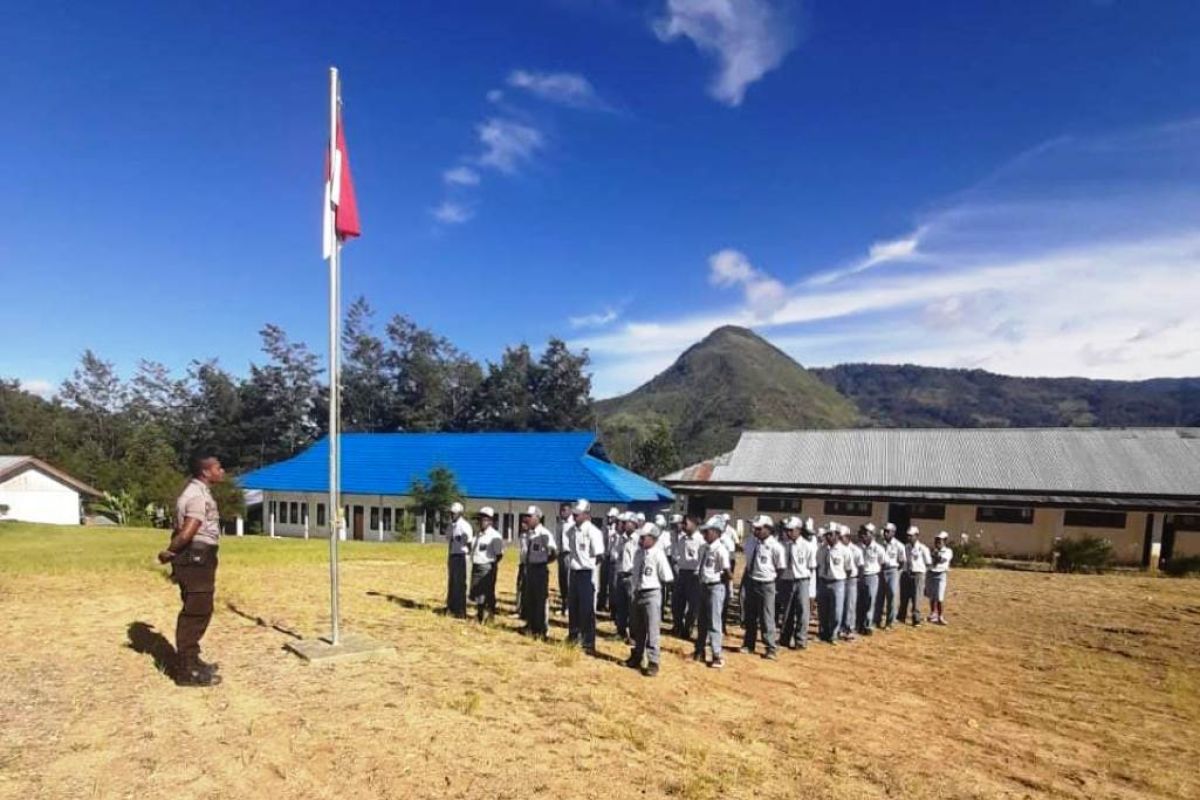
[632,545,674,591]
[176,479,220,546]
[525,525,557,564]
[746,536,786,582]
[697,540,731,584]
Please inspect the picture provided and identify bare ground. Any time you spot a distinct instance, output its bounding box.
[1,527,1198,800]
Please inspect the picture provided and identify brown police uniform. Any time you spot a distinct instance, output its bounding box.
[172,479,220,670]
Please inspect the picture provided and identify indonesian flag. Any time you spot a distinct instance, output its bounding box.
[323,111,361,259]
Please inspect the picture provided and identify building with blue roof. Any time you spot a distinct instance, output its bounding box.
[239,432,674,541]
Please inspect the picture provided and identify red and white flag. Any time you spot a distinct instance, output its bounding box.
[323,109,361,259]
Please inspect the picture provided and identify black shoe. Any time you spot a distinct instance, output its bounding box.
[175,664,222,687]
[625,655,640,669]
[763,651,778,661]
[197,657,220,672]
[692,652,704,662]
[737,646,755,655]
[642,662,660,677]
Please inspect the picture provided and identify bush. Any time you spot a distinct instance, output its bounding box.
[1054,535,1114,573]
[1162,555,1200,578]
[954,535,986,569]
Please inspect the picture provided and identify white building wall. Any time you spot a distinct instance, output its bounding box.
[0,468,82,525]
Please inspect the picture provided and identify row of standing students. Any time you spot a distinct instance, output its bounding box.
[444,500,953,677]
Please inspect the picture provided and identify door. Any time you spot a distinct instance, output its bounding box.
[353,506,365,541]
[888,503,911,534]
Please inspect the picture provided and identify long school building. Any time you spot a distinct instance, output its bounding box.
[662,428,1200,568]
[239,432,674,541]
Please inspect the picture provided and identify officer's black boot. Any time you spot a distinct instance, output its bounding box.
[175,657,222,687]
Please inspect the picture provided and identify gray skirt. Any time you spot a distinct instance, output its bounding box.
[926,571,948,602]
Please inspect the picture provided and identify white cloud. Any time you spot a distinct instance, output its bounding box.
[579,120,1200,396]
[568,307,621,329]
[431,201,474,224]
[476,118,544,174]
[486,89,505,104]
[654,0,797,106]
[19,379,53,398]
[507,69,610,110]
[443,166,481,186]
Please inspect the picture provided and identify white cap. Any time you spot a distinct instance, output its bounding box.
[863,523,877,534]
[522,505,542,518]
[721,512,732,522]
[670,513,684,524]
[839,525,853,537]
[935,531,949,540]
[572,499,591,514]
[907,525,920,536]
[752,514,774,529]
[819,525,832,535]
[607,507,619,518]
[450,501,464,515]
[635,512,646,524]
[619,511,636,523]
[639,522,661,539]
[783,516,802,531]
[804,517,815,532]
[477,506,496,518]
[884,522,897,532]
[701,515,723,531]
[654,514,667,528]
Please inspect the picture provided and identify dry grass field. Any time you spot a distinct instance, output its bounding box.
[1,524,1198,800]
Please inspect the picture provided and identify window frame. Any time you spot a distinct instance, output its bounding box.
[757,495,803,514]
[1063,509,1127,529]
[975,505,1035,525]
[909,503,946,520]
[823,499,873,517]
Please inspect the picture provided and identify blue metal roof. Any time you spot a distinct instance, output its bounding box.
[238,432,674,504]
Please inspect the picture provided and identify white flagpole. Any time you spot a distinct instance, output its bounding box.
[327,65,342,646]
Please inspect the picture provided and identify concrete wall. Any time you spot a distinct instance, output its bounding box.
[0,467,82,525]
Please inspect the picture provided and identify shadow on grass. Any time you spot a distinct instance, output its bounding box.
[225,602,303,640]
[126,621,176,677]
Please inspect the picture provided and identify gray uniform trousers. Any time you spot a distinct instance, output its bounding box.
[524,562,550,636]
[631,588,663,666]
[741,579,778,654]
[857,573,880,632]
[721,557,736,633]
[447,554,468,618]
[694,581,726,659]
[611,572,633,638]
[840,575,858,636]
[780,577,811,647]
[568,569,597,647]
[875,568,900,627]
[818,579,845,642]
[672,569,699,637]
[899,571,926,624]
[557,558,570,614]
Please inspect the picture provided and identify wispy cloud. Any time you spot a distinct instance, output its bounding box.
[19,378,53,399]
[431,201,474,224]
[443,166,481,186]
[476,117,544,174]
[653,0,798,106]
[569,307,621,329]
[507,69,612,111]
[577,120,1200,397]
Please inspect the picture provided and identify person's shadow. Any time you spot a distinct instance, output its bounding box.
[126,621,176,677]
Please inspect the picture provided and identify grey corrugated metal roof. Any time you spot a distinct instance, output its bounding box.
[663,428,1200,497]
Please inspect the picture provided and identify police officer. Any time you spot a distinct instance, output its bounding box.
[671,515,703,639]
[158,454,225,687]
[627,522,674,676]
[693,516,732,668]
[612,512,639,644]
[875,522,906,629]
[779,516,817,650]
[598,507,619,612]
[900,526,932,626]
[739,515,786,660]
[857,524,886,635]
[815,526,847,644]
[470,508,504,623]
[565,499,605,653]
[445,501,474,619]
[520,506,557,640]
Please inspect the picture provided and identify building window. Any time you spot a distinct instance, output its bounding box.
[370,506,380,531]
[910,503,946,520]
[824,500,873,517]
[290,502,299,525]
[757,496,803,513]
[1063,510,1127,529]
[382,508,392,531]
[301,504,308,525]
[269,500,277,520]
[976,506,1034,525]
[701,493,734,510]
[317,503,326,527]
[1171,514,1200,531]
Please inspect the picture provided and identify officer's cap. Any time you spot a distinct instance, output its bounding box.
[477,506,496,519]
[572,499,591,514]
[751,514,774,529]
[450,501,464,515]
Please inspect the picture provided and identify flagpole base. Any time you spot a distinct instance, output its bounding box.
[285,632,394,663]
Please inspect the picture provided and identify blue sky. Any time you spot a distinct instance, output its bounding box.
[3,0,1200,399]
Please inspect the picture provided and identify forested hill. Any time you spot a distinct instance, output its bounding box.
[812,363,1200,428]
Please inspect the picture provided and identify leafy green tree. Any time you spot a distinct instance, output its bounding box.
[531,338,593,431]
[342,297,397,432]
[630,417,681,480]
[408,466,463,534]
[385,315,481,431]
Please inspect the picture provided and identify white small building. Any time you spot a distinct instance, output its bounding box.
[0,456,101,525]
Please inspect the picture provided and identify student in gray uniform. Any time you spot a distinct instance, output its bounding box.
[521,506,557,640]
[445,501,474,619]
[627,522,674,676]
[816,527,847,644]
[598,507,619,613]
[693,516,732,668]
[739,515,786,660]
[718,515,738,633]
[856,524,886,635]
[779,516,816,650]
[899,526,932,626]
[565,499,606,653]
[927,531,954,625]
[671,515,703,639]
[514,517,530,620]
[611,513,639,644]
[839,526,863,641]
[470,508,505,623]
[875,522,905,629]
[555,503,573,615]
